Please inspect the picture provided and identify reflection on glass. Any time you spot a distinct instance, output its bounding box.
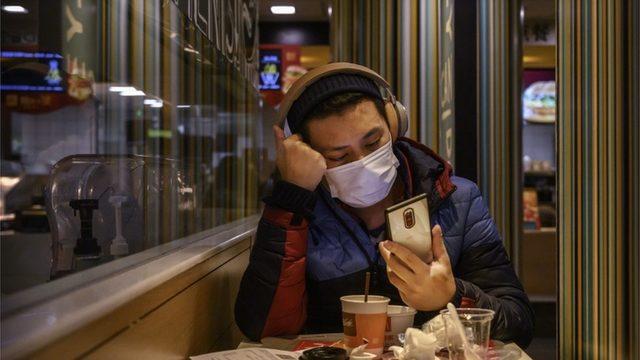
[0,1,273,295]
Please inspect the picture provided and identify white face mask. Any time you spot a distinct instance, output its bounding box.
[324,139,400,208]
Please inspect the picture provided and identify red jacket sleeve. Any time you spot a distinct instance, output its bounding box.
[235,181,315,341]
[259,207,308,337]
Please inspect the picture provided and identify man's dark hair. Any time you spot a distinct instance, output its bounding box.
[299,92,387,142]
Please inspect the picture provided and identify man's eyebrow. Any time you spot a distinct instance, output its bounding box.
[362,126,382,140]
[326,144,349,151]
[325,126,383,152]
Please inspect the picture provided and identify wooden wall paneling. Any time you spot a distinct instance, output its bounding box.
[477,0,522,261]
[520,229,556,298]
[630,0,640,354]
[207,321,246,354]
[557,0,639,357]
[30,238,250,359]
[84,246,250,359]
[331,0,442,147]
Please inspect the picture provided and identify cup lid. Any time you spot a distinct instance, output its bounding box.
[340,295,390,304]
[340,295,390,314]
[387,305,417,315]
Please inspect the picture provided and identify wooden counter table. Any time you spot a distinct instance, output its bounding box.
[232,333,533,360]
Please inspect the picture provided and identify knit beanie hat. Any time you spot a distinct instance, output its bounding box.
[285,73,383,134]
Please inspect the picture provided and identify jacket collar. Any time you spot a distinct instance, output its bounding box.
[394,137,457,211]
[316,137,457,213]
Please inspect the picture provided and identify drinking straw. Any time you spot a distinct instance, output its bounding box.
[364,272,371,302]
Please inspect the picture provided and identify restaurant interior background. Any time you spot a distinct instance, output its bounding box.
[1,0,638,358]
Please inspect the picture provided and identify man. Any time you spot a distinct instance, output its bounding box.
[235,63,534,348]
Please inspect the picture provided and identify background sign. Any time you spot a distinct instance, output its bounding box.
[170,0,259,88]
[259,50,282,90]
[0,52,65,92]
[62,0,97,100]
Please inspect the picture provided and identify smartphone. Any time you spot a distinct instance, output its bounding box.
[385,193,433,263]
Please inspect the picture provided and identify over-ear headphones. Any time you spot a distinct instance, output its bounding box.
[278,62,409,141]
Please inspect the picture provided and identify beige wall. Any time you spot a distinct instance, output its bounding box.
[300,46,331,69]
[523,45,555,69]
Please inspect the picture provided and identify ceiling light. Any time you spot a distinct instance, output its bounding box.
[109,86,136,93]
[144,99,163,105]
[2,5,28,13]
[184,47,199,54]
[270,5,295,15]
[177,105,191,108]
[120,90,146,96]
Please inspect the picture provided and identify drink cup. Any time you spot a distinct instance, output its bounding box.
[385,305,417,347]
[340,295,390,355]
[440,308,495,359]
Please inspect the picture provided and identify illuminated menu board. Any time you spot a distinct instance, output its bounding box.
[259,50,282,91]
[0,51,65,92]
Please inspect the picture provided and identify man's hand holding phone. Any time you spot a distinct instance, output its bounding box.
[378,225,456,311]
[274,125,327,191]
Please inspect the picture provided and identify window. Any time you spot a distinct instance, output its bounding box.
[0,0,272,295]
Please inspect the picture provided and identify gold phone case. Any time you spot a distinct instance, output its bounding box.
[385,193,432,263]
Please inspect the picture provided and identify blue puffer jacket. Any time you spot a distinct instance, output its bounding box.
[235,138,534,348]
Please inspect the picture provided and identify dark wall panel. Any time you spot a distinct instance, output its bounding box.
[259,21,330,45]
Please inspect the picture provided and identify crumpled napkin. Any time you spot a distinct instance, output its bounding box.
[388,328,438,360]
[422,313,447,349]
[349,344,376,359]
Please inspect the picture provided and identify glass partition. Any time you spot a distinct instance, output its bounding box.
[0,0,273,295]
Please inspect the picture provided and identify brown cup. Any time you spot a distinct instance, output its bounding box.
[340,295,390,355]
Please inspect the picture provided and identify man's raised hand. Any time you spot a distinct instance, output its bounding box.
[274,125,327,191]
